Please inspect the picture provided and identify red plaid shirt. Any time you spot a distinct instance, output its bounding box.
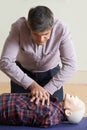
[0,93,67,127]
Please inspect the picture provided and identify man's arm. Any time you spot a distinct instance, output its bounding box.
[44,23,77,95]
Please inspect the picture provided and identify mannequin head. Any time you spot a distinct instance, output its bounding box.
[64,93,85,123]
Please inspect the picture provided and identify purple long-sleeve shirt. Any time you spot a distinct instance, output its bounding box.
[0,17,77,94]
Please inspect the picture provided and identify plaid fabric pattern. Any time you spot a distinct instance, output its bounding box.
[0,93,67,127]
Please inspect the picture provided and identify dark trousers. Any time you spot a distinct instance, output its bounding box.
[11,62,63,101]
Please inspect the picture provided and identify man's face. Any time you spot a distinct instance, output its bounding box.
[64,93,84,111]
[28,23,52,45]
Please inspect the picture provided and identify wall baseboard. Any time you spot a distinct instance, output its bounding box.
[0,70,87,84]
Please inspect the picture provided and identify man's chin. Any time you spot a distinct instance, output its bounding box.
[36,42,46,45]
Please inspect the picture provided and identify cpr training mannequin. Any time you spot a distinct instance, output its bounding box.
[64,93,85,124]
[0,93,85,127]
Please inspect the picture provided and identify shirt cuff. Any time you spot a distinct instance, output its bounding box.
[44,79,62,95]
[21,74,34,89]
[44,82,58,95]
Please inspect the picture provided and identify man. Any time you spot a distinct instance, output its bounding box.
[0,6,77,104]
[0,93,85,127]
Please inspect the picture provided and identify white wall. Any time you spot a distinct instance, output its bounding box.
[0,0,87,83]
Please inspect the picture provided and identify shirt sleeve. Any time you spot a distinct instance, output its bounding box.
[0,21,34,89]
[44,23,77,95]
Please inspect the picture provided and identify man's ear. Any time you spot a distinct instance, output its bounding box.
[65,109,72,116]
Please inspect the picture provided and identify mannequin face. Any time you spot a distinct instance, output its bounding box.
[64,93,84,112]
[64,93,85,123]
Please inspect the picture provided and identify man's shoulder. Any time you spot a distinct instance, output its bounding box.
[12,17,27,29]
[53,18,70,37]
[54,18,69,31]
[15,17,26,23]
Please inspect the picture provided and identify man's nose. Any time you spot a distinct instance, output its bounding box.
[38,36,46,43]
[39,36,45,43]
